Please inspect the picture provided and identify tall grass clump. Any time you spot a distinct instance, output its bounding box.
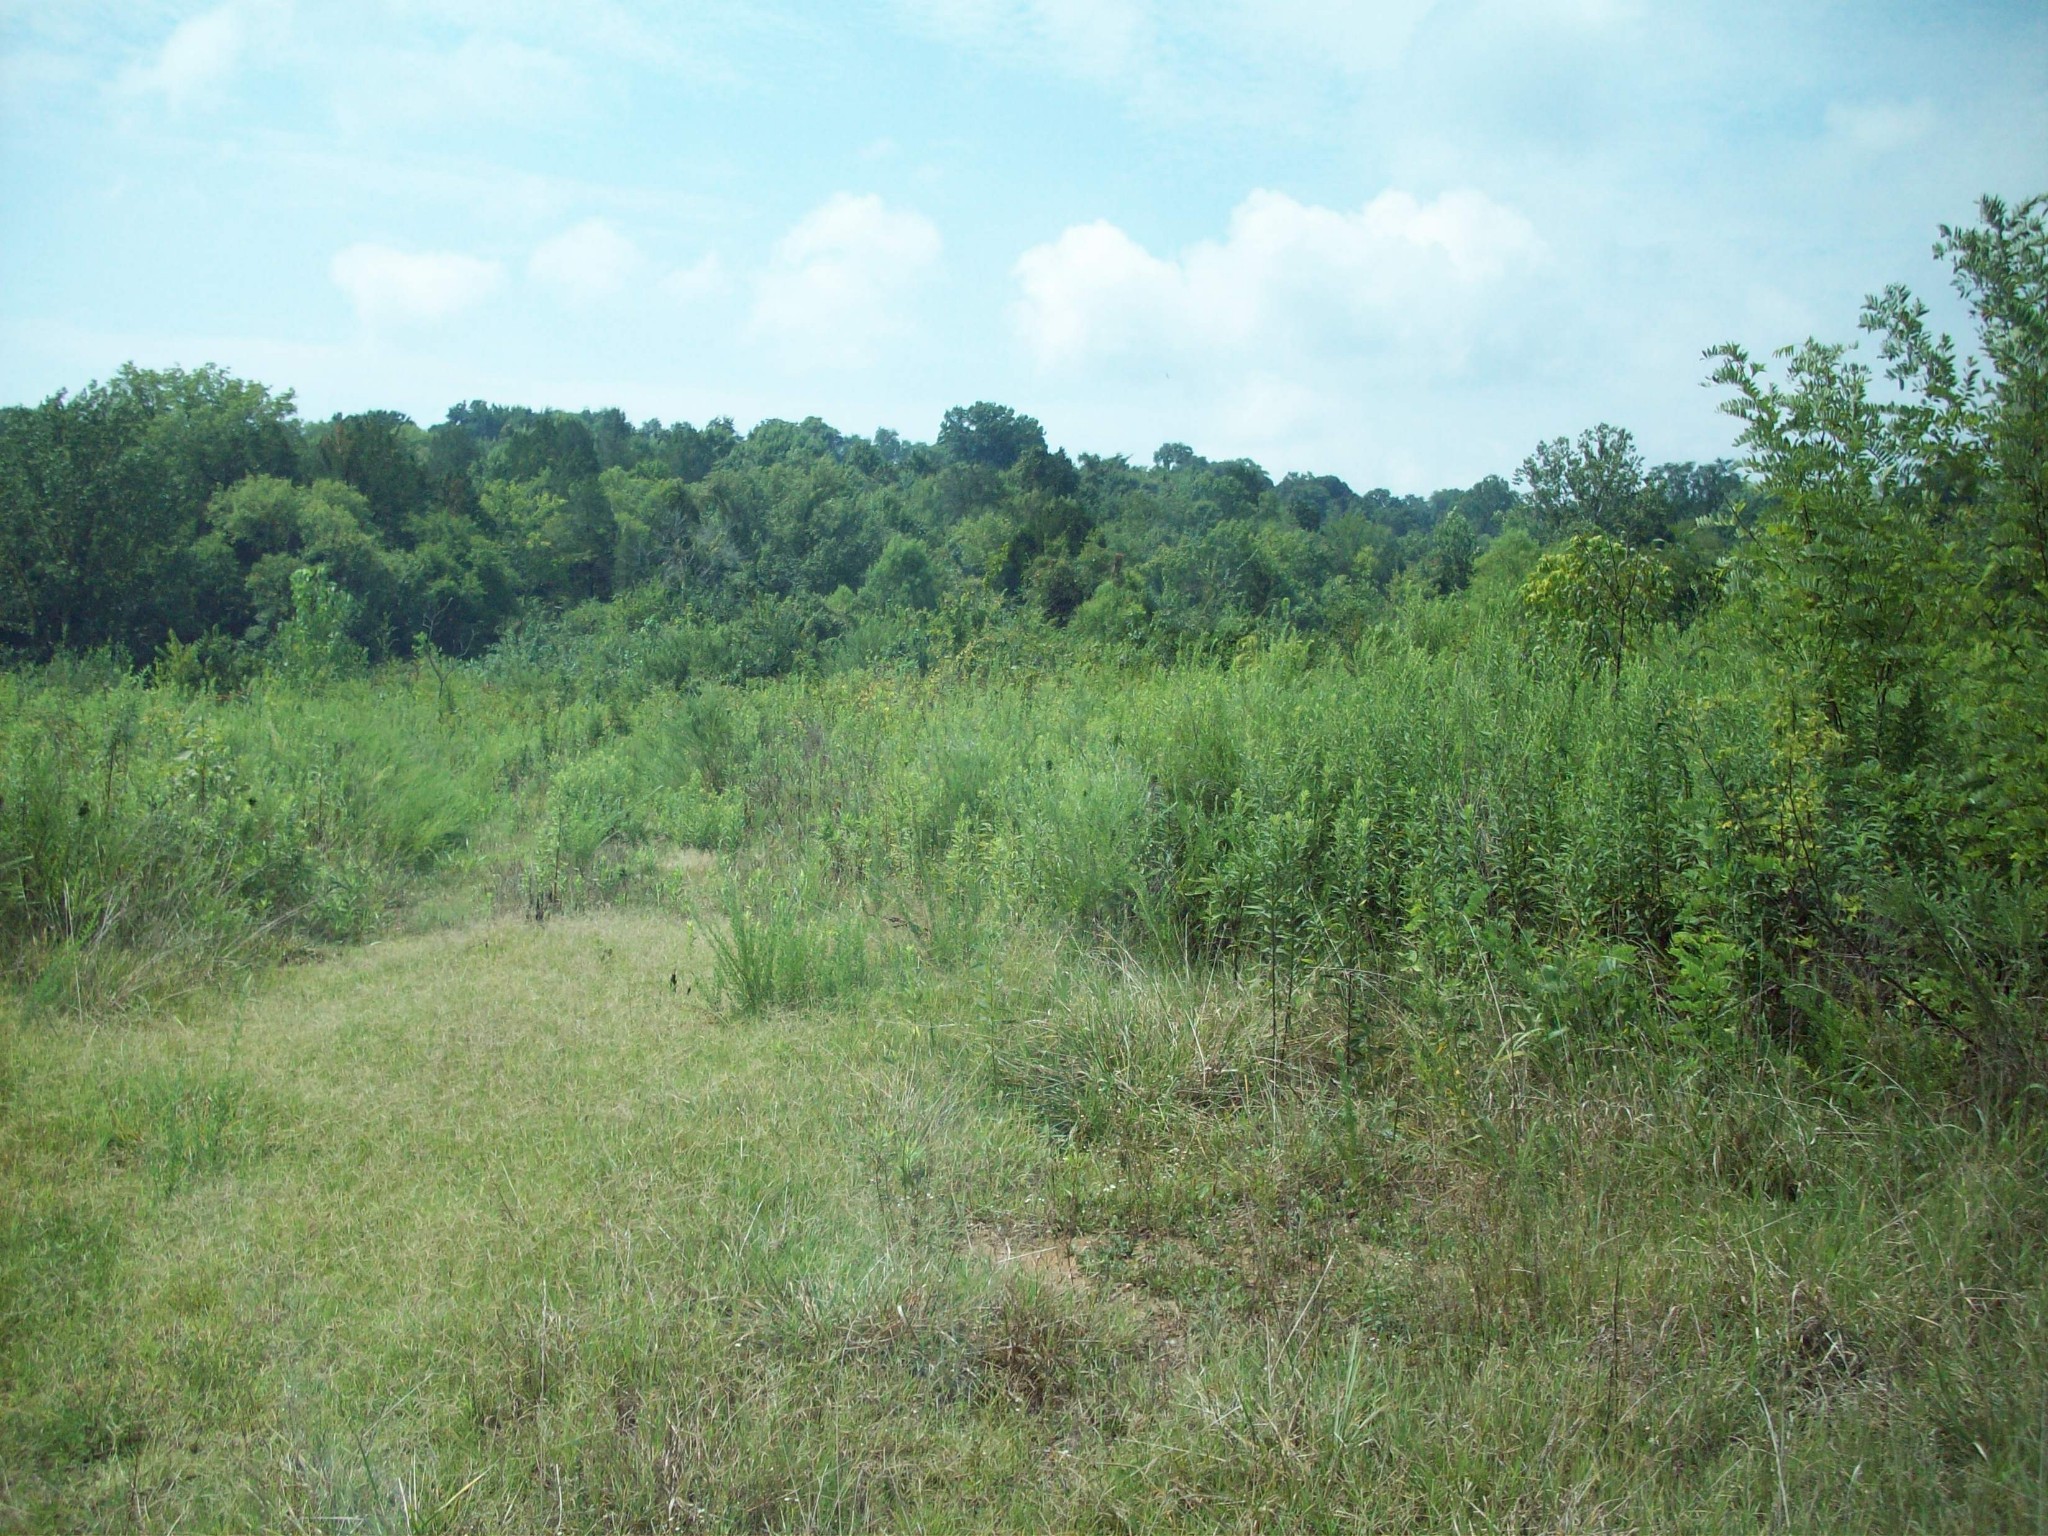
[706,872,898,1014]
[0,664,527,1010]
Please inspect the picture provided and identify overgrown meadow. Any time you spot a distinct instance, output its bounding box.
[1,199,2043,1530]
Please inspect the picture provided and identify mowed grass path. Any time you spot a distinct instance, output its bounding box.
[6,907,2044,1532]
[1,910,1142,1532]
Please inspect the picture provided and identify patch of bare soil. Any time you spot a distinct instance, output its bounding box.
[965,1221,1189,1349]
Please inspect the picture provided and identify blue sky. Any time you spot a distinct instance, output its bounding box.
[3,1,2043,490]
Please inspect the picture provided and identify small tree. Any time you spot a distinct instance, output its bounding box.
[1706,337,1953,774]
[1710,192,2048,864]
[1698,196,2048,1100]
[1520,531,1671,673]
[1429,508,1476,594]
[270,566,366,684]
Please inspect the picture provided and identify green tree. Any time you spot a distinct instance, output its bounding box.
[1516,424,1659,545]
[1071,575,1149,644]
[399,510,514,654]
[600,467,695,592]
[938,402,1046,470]
[1707,340,1953,774]
[861,534,940,612]
[1929,195,2048,866]
[1429,508,1476,594]
[480,477,571,597]
[0,387,163,654]
[0,367,299,657]
[1454,473,1517,534]
[310,410,432,543]
[1520,531,1672,672]
[270,566,367,683]
[210,476,403,647]
[1712,192,2048,862]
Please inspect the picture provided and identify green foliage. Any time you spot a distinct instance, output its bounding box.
[707,876,888,1013]
[937,401,1045,469]
[861,532,940,612]
[1069,576,1149,646]
[3,193,2043,1098]
[269,567,368,684]
[1516,422,1659,544]
[1709,338,1952,773]
[1519,531,1674,672]
[0,666,508,1009]
[1695,193,2048,1085]
[8,365,1774,679]
[0,365,300,658]
[1934,196,2048,868]
[1427,506,1476,593]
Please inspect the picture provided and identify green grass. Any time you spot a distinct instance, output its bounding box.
[2,608,2043,1529]
[3,892,2041,1531]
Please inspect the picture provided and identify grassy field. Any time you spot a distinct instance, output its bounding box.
[4,866,2042,1531]
[6,193,2046,1530]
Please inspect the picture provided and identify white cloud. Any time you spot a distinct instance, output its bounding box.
[893,0,1653,123]
[365,0,740,86]
[1013,187,1542,373]
[1213,0,1439,74]
[749,193,942,368]
[528,219,725,311]
[660,253,729,305]
[1015,0,1153,81]
[330,243,504,327]
[1011,220,1172,366]
[118,5,246,110]
[347,35,586,129]
[529,219,646,306]
[893,0,1158,89]
[1825,98,1937,153]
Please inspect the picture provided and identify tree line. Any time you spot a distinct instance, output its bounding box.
[0,367,1739,675]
